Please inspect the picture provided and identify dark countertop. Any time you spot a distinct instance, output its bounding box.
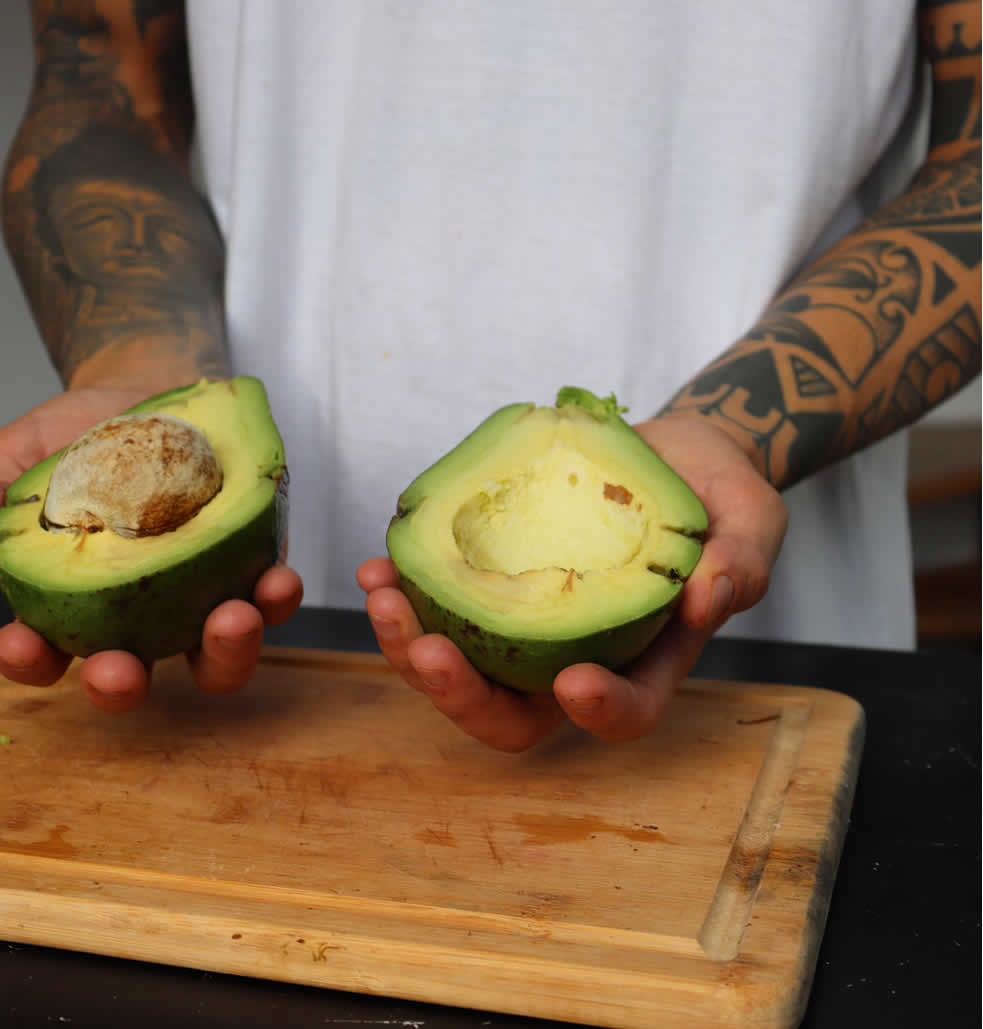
[2,604,980,1029]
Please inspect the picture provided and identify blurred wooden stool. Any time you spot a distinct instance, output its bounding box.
[907,424,981,647]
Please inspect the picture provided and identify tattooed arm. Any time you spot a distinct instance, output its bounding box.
[2,0,228,393]
[662,0,981,490]
[361,2,980,751]
[0,3,302,711]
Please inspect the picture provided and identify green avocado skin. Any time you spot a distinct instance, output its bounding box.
[398,572,678,694]
[0,472,287,664]
[388,385,706,694]
[0,377,288,664]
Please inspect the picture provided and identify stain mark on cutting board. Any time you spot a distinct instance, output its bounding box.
[211,794,252,825]
[9,698,50,715]
[4,801,42,832]
[413,824,457,848]
[512,813,668,845]
[0,823,78,858]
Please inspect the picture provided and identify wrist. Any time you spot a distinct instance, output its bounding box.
[650,408,771,483]
[64,339,229,395]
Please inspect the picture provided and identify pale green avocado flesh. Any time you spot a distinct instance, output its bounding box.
[387,387,707,693]
[0,377,287,663]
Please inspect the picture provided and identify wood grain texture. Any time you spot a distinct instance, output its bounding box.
[0,647,864,1028]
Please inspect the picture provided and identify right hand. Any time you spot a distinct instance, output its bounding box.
[358,412,786,752]
[0,388,303,713]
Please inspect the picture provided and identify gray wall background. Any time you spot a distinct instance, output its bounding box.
[2,2,979,427]
[2,1,61,421]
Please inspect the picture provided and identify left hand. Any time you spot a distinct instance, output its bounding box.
[357,413,787,751]
[0,388,304,713]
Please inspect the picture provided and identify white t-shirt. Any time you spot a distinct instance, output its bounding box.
[186,1,923,649]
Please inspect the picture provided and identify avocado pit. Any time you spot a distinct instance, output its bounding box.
[41,413,223,539]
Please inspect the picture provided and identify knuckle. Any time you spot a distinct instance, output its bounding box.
[771,491,790,541]
[738,555,772,610]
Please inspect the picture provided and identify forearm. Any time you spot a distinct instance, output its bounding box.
[663,146,981,489]
[1,1,228,394]
[663,2,981,491]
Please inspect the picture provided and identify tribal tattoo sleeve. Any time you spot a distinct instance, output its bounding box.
[662,0,981,491]
[1,1,228,390]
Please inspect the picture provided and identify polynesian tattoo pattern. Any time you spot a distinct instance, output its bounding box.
[663,0,981,491]
[1,0,228,388]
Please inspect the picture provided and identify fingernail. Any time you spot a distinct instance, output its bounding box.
[88,681,129,696]
[415,667,447,696]
[215,630,259,650]
[85,674,142,698]
[370,616,401,641]
[711,576,735,624]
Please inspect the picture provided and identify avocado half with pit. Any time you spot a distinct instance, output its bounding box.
[386,387,708,693]
[0,377,287,663]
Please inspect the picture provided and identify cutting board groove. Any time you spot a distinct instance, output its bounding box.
[699,699,811,961]
[0,647,864,1028]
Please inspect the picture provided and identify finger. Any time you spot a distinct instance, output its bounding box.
[364,584,430,692]
[365,586,563,751]
[677,557,738,633]
[187,599,264,695]
[80,651,151,714]
[678,532,769,631]
[554,617,715,741]
[356,556,401,593]
[366,582,565,750]
[406,633,565,752]
[253,565,304,626]
[0,621,73,687]
[679,489,787,631]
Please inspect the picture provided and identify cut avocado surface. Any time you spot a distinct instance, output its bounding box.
[387,387,707,693]
[0,377,287,663]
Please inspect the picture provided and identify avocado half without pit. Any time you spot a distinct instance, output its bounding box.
[386,387,708,693]
[0,377,287,664]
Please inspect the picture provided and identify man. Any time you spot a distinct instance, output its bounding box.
[1,1,979,751]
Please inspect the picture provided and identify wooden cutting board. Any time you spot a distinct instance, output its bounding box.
[0,647,863,1029]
